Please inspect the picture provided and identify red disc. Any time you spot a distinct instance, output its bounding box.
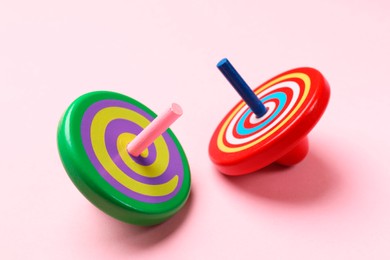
[209,67,330,175]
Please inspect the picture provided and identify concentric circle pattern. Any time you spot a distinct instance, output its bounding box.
[217,72,310,153]
[209,68,330,175]
[81,99,184,203]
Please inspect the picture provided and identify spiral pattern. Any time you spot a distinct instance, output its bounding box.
[217,72,311,153]
[80,99,184,203]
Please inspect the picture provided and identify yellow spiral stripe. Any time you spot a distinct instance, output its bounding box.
[217,72,311,153]
[91,107,178,197]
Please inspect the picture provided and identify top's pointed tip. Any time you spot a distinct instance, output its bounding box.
[217,58,229,68]
[170,103,183,116]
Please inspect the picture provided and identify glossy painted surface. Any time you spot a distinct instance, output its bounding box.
[209,68,330,175]
[57,91,191,225]
[3,1,390,259]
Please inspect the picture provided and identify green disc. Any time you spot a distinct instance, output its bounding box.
[57,91,191,226]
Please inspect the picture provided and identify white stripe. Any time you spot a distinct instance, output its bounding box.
[225,81,300,145]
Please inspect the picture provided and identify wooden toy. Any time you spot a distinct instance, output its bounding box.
[57,91,191,226]
[209,58,330,175]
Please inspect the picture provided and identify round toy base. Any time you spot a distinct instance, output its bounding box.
[57,91,191,227]
[208,67,330,176]
[275,137,309,166]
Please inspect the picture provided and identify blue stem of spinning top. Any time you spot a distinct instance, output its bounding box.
[217,58,267,118]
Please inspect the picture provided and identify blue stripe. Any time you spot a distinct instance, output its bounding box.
[236,92,287,135]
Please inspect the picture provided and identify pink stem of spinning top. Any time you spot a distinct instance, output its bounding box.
[127,103,183,157]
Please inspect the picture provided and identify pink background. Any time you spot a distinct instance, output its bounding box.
[1,0,390,259]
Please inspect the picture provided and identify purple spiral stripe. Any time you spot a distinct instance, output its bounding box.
[105,119,157,167]
[81,99,184,203]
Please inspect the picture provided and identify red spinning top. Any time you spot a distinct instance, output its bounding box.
[209,59,330,175]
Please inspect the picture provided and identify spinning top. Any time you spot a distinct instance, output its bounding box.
[57,91,191,226]
[209,58,330,175]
